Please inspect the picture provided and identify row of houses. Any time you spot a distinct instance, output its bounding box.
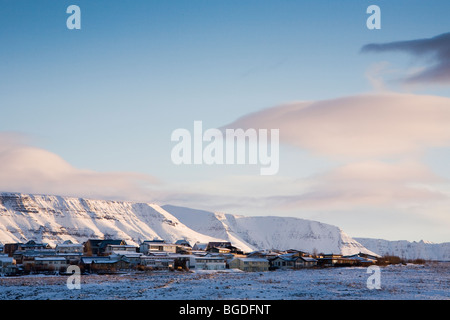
[0,239,378,276]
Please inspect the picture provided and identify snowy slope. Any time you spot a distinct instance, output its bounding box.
[163,205,376,255]
[355,238,450,261]
[0,193,220,247]
[0,192,373,255]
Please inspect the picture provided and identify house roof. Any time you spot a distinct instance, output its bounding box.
[56,244,83,248]
[192,243,208,250]
[300,256,318,262]
[85,239,125,249]
[56,253,82,257]
[149,243,178,247]
[343,253,380,260]
[274,253,297,261]
[142,239,165,244]
[234,258,269,262]
[85,239,103,246]
[80,255,129,264]
[273,254,317,262]
[112,251,142,258]
[175,240,191,246]
[106,245,137,249]
[81,256,109,264]
[194,256,226,261]
[16,249,57,257]
[140,256,175,260]
[211,246,231,251]
[35,257,66,261]
[19,241,48,248]
[206,242,232,249]
[147,252,171,256]
[98,240,125,249]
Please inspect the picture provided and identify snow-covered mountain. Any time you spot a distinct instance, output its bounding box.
[0,192,221,249]
[355,238,450,261]
[0,192,375,255]
[163,205,374,256]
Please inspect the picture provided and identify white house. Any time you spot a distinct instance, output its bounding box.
[140,240,179,254]
[104,244,137,256]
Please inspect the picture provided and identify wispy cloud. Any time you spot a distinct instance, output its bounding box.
[361,32,450,84]
[271,160,446,210]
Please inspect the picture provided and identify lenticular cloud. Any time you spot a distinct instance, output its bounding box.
[0,133,159,201]
[225,92,450,158]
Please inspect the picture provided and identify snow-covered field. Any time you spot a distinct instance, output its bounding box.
[0,263,448,300]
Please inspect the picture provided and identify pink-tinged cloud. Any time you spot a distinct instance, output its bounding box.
[225,92,450,158]
[271,160,446,210]
[0,133,159,201]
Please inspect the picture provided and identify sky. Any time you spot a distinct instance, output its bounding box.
[1,0,450,243]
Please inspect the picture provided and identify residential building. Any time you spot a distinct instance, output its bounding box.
[205,242,232,251]
[270,254,297,269]
[299,256,318,267]
[14,249,57,265]
[194,256,226,270]
[34,257,68,273]
[112,251,143,267]
[175,239,191,247]
[342,252,378,266]
[192,243,207,251]
[3,243,21,257]
[104,244,137,256]
[17,240,50,251]
[209,247,231,254]
[55,241,83,265]
[247,250,282,260]
[139,255,175,270]
[317,254,360,267]
[80,254,130,273]
[271,253,318,269]
[139,240,179,254]
[55,240,83,254]
[83,239,126,256]
[229,257,269,272]
[0,255,16,275]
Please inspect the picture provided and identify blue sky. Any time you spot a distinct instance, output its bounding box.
[1,1,450,242]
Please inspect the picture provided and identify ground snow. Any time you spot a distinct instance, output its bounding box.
[0,263,448,300]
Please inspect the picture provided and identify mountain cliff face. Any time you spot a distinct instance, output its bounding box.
[355,238,450,261]
[0,192,376,255]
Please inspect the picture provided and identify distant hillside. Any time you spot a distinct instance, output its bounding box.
[355,238,450,261]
